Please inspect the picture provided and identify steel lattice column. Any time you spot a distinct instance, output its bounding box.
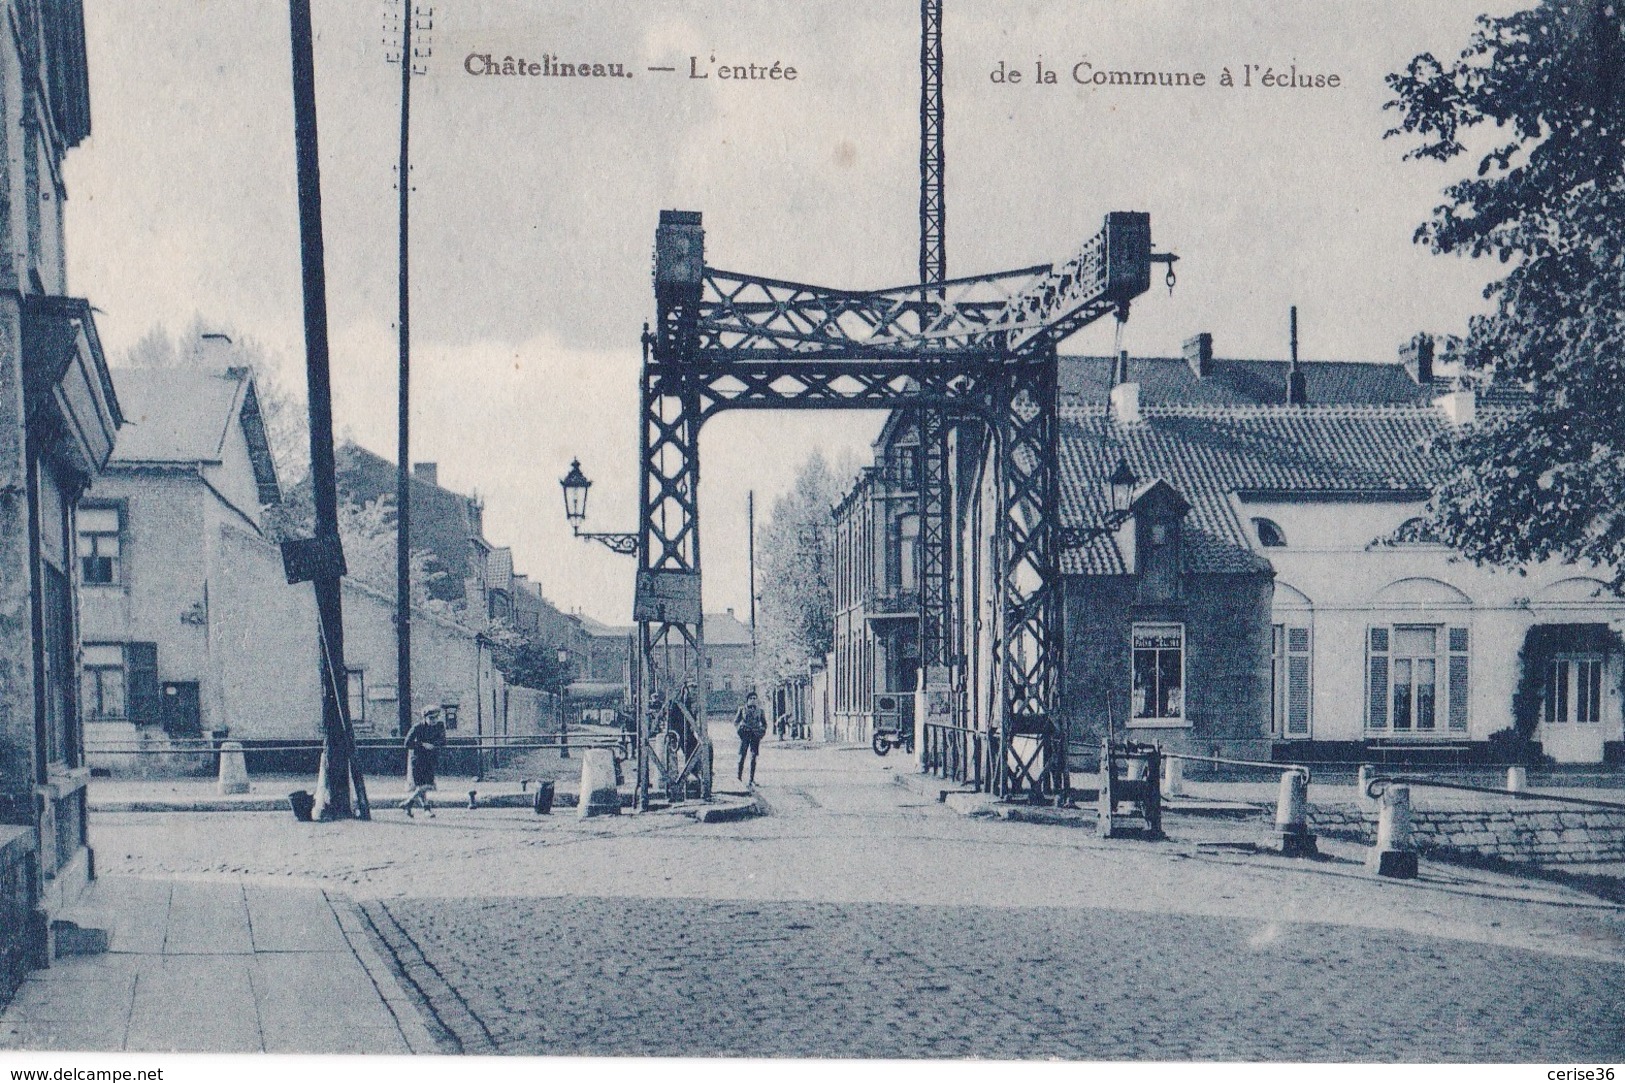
[917,409,953,673]
[995,346,1062,795]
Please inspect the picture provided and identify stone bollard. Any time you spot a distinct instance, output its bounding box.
[1356,765,1378,812]
[467,790,478,810]
[578,748,622,818]
[217,740,250,796]
[1506,766,1527,793]
[1161,755,1184,798]
[1366,784,1419,879]
[1275,770,1317,857]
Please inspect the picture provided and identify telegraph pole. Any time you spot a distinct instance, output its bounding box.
[386,4,432,738]
[288,0,367,819]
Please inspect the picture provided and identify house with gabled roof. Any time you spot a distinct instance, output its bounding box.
[1035,333,1625,766]
[77,364,514,764]
[829,329,1625,773]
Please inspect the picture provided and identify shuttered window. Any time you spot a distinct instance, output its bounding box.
[1272,625,1312,738]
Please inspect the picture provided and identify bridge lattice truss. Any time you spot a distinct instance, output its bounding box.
[638,210,1159,801]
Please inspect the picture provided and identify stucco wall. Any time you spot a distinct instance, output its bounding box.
[1252,496,1625,760]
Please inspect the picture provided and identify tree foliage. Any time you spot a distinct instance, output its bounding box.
[334,496,453,618]
[486,622,572,692]
[753,451,851,683]
[1387,2,1625,586]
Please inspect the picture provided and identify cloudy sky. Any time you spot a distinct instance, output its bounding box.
[64,1,1504,622]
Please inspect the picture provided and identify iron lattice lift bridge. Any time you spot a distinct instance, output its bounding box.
[635,209,1174,804]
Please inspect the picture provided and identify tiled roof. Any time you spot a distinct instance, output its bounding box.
[487,546,514,587]
[705,611,755,646]
[108,368,245,464]
[1059,403,1448,576]
[1060,355,1443,407]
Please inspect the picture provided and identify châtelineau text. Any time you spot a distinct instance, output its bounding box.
[463,53,799,82]
[992,59,1341,89]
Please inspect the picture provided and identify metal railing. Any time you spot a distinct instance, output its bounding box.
[922,721,986,790]
[83,732,631,756]
[1366,774,1625,812]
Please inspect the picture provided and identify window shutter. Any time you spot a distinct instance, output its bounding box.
[1367,627,1389,730]
[1287,656,1311,736]
[1447,626,1469,731]
[126,642,160,726]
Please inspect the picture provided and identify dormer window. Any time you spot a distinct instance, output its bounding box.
[1252,518,1287,548]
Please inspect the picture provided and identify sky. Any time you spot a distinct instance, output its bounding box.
[63,0,1508,623]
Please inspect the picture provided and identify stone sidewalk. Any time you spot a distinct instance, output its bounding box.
[0,876,435,1053]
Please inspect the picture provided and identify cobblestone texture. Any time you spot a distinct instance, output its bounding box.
[365,892,1625,1060]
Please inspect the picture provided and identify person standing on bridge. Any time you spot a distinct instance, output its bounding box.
[734,690,767,786]
[401,705,443,817]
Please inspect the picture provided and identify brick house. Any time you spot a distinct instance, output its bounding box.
[704,609,756,720]
[0,0,122,1000]
[830,412,923,743]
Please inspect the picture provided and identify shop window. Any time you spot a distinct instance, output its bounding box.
[1131,623,1184,723]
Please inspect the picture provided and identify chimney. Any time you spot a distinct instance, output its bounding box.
[1434,387,1476,427]
[1286,306,1307,405]
[1400,333,1435,384]
[1182,332,1213,377]
[413,462,439,487]
[1110,380,1142,424]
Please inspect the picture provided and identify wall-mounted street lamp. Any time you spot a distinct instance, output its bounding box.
[559,459,638,555]
[1056,456,1139,549]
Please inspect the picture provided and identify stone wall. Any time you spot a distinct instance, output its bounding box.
[1308,800,1625,865]
[0,826,40,1008]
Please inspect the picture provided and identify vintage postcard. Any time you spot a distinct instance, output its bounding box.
[1,0,1623,1074]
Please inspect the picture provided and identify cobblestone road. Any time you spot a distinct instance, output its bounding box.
[92,731,1625,1061]
[362,891,1625,1060]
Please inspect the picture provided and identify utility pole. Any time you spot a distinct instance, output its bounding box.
[386,3,432,738]
[747,489,758,696]
[288,0,368,820]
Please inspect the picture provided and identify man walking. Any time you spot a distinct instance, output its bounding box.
[401,705,443,817]
[734,690,767,786]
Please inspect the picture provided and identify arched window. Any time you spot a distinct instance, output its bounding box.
[1252,517,1287,548]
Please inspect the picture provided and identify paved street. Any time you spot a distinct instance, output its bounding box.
[78,729,1625,1059]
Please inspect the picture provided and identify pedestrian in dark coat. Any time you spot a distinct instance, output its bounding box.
[734,691,767,786]
[401,706,443,817]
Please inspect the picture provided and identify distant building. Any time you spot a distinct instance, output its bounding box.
[561,613,629,725]
[705,609,755,719]
[333,446,492,616]
[830,413,921,743]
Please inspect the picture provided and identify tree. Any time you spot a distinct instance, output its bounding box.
[333,496,453,617]
[487,622,572,692]
[753,451,854,684]
[1387,2,1625,587]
